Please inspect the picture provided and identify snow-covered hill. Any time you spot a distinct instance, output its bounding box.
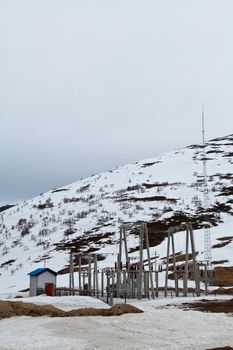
[1,134,233,293]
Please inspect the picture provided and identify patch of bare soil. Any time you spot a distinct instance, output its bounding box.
[216,236,233,241]
[66,304,142,317]
[167,252,198,264]
[141,161,161,167]
[182,299,233,314]
[0,301,143,320]
[206,347,233,350]
[117,195,177,203]
[212,240,232,249]
[210,288,233,295]
[0,301,63,319]
[211,267,233,287]
[211,260,229,265]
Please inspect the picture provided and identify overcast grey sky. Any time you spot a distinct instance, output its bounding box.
[0,0,233,204]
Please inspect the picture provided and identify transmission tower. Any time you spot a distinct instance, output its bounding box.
[202,107,212,263]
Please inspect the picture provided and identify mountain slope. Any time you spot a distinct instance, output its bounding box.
[1,134,233,293]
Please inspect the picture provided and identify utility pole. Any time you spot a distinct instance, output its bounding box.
[93,254,98,297]
[138,225,143,300]
[88,255,92,295]
[78,255,82,293]
[154,250,159,297]
[144,224,155,299]
[69,252,74,293]
[189,224,200,296]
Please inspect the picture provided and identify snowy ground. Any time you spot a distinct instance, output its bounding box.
[0,295,233,350]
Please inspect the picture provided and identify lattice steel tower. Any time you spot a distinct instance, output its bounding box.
[202,107,212,263]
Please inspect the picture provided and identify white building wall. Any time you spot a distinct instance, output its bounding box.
[29,276,38,297]
[37,271,56,290]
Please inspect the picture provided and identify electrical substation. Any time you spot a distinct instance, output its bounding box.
[55,221,213,304]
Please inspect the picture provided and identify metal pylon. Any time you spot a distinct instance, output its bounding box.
[202,107,212,263]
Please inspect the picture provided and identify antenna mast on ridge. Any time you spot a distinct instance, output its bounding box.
[202,106,212,263]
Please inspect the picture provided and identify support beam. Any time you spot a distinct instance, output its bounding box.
[183,224,189,297]
[165,230,171,297]
[123,226,130,268]
[69,252,74,294]
[119,226,123,269]
[88,255,92,295]
[171,230,179,297]
[138,226,144,299]
[144,223,155,299]
[78,255,82,293]
[189,224,200,296]
[101,269,104,297]
[94,254,98,297]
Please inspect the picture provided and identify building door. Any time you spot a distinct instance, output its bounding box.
[45,283,54,296]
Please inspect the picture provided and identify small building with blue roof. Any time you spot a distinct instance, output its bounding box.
[28,268,57,297]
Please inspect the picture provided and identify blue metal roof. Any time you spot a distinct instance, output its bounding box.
[28,268,57,277]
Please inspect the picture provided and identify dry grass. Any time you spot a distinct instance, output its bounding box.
[0,301,143,320]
